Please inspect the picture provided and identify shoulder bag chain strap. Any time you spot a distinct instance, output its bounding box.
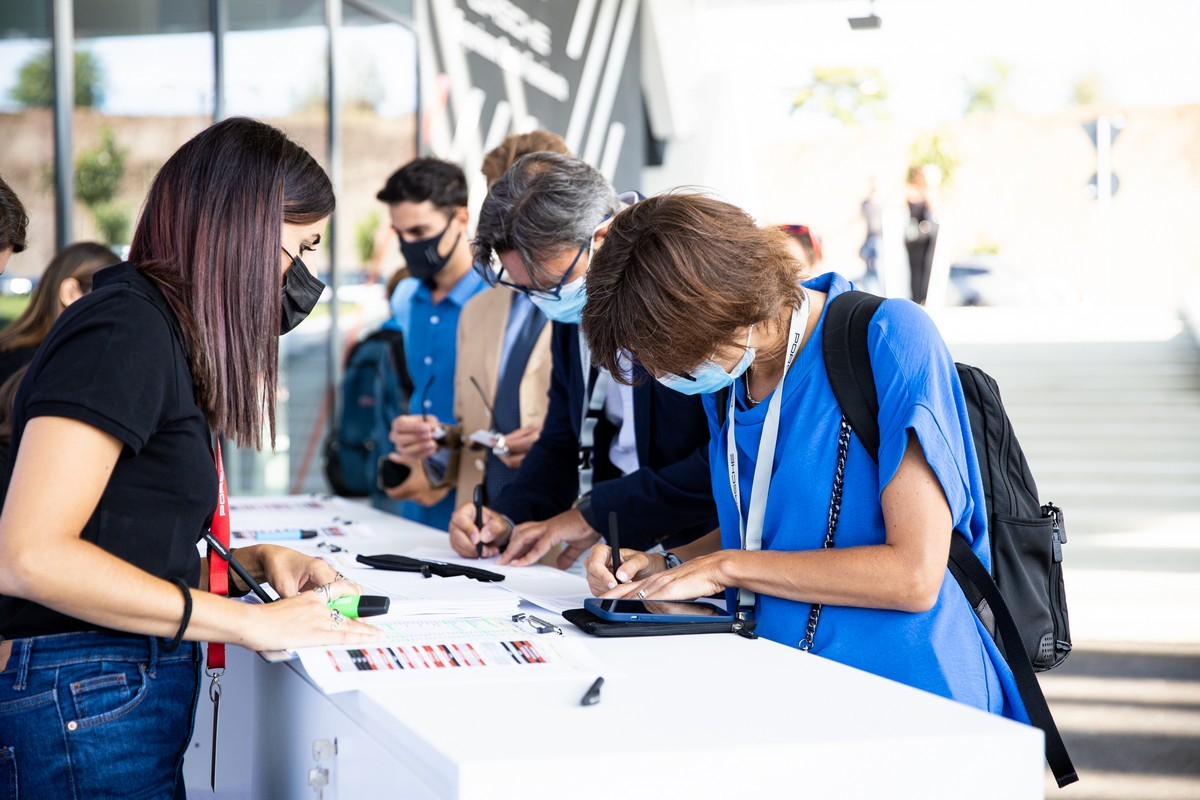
[799,415,853,652]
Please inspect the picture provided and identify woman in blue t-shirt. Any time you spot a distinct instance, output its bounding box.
[581,193,1027,722]
[0,119,378,797]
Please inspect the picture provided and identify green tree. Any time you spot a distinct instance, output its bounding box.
[11,48,105,108]
[76,127,131,245]
[356,210,380,266]
[964,59,1013,115]
[1070,73,1105,107]
[909,131,958,187]
[793,67,890,125]
[75,127,125,207]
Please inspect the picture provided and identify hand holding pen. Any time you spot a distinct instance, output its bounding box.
[449,499,513,560]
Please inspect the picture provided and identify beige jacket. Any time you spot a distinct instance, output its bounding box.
[449,287,553,509]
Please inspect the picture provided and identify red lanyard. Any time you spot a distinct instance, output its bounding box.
[206,440,230,669]
[205,439,229,789]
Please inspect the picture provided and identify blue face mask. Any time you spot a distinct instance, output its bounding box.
[530,273,587,323]
[656,328,756,395]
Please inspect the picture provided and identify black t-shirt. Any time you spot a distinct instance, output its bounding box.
[0,263,217,638]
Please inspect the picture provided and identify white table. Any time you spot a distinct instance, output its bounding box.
[183,496,1044,799]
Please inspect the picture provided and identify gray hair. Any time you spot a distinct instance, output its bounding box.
[474,152,621,287]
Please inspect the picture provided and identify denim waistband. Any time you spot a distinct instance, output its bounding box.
[0,631,199,686]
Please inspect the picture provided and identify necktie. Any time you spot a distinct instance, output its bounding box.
[485,302,547,502]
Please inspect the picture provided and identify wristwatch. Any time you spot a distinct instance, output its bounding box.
[662,551,683,570]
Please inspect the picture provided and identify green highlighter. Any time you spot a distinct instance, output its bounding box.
[326,594,391,618]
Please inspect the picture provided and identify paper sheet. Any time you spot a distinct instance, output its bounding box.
[296,617,604,693]
[402,546,592,615]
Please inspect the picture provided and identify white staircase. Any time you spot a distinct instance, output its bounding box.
[937,306,1200,647]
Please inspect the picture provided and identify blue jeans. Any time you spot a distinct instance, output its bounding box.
[0,631,201,800]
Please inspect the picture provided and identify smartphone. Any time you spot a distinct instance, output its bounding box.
[584,597,733,623]
[377,457,411,490]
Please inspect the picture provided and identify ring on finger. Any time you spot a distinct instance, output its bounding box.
[330,609,344,630]
[334,572,346,582]
[637,589,647,600]
[314,584,328,597]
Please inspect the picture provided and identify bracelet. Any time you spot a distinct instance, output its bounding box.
[163,577,192,652]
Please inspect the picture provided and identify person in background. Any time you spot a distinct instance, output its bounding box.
[391,130,567,515]
[580,192,1027,723]
[904,164,938,305]
[446,152,717,569]
[0,175,29,275]
[859,178,884,293]
[0,242,121,467]
[0,242,119,386]
[377,157,487,530]
[779,223,823,276]
[0,117,374,799]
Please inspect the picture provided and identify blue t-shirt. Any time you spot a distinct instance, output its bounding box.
[703,272,1027,721]
[388,269,487,529]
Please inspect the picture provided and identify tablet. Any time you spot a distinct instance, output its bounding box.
[584,597,734,623]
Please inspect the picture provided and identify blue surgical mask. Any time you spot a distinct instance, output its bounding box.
[530,274,587,323]
[657,327,756,395]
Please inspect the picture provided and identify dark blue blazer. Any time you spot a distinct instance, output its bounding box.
[491,321,717,551]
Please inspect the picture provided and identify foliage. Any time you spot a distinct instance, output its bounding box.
[793,67,890,125]
[75,127,125,207]
[75,127,131,245]
[11,48,105,108]
[1070,73,1105,107]
[964,59,1013,115]
[971,237,1003,255]
[356,210,380,265]
[91,202,132,247]
[909,131,959,187]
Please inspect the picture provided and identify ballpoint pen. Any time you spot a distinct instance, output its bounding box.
[203,531,274,604]
[609,511,621,580]
[473,483,485,557]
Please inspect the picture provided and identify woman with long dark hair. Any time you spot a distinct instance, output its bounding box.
[0,242,118,379]
[0,118,375,798]
[581,193,1027,723]
[0,242,120,464]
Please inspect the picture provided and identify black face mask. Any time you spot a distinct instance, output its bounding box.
[280,251,326,335]
[398,216,460,284]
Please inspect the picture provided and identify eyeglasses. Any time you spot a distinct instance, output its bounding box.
[476,240,588,301]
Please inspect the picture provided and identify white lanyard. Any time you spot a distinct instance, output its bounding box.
[727,290,809,611]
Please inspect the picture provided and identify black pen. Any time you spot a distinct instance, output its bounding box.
[609,511,621,581]
[473,483,485,557]
[580,676,604,706]
[203,531,274,604]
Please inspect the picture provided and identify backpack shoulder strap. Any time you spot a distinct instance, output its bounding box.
[949,536,1078,786]
[822,290,884,461]
[824,291,1077,785]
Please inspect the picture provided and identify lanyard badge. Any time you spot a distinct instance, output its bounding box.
[726,290,810,614]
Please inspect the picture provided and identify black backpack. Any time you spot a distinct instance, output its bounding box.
[323,328,414,497]
[822,291,1076,787]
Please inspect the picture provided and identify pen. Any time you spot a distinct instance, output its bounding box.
[580,676,604,706]
[203,531,274,604]
[609,511,621,580]
[473,483,485,558]
[239,528,319,541]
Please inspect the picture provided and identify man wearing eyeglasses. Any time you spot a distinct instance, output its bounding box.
[376,157,488,530]
[446,152,717,568]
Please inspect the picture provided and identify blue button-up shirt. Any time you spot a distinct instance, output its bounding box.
[386,269,488,529]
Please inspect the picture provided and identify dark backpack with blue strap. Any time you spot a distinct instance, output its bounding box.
[822,291,1076,787]
[323,328,413,497]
